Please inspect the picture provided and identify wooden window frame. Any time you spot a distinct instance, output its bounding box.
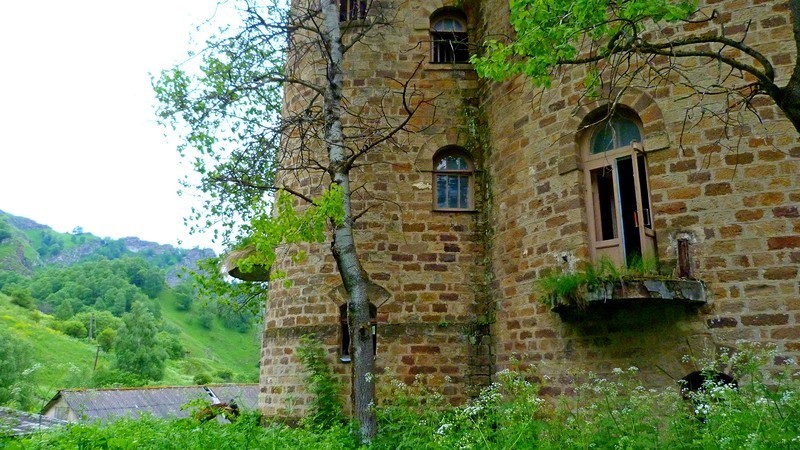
[583,115,656,266]
[432,148,474,211]
[430,13,469,64]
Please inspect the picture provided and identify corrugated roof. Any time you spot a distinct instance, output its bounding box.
[45,384,259,422]
[0,407,67,437]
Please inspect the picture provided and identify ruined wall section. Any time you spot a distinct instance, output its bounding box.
[260,0,486,418]
[479,0,799,391]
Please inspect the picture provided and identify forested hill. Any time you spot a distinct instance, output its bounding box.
[0,209,214,284]
[0,210,261,412]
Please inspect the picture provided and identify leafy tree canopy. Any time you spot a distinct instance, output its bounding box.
[114,302,167,382]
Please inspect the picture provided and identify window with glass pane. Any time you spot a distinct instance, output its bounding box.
[590,117,641,154]
[433,151,472,210]
[583,112,655,266]
[431,15,469,63]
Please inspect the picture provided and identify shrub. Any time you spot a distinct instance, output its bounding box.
[297,335,344,430]
[193,373,212,385]
[52,320,88,339]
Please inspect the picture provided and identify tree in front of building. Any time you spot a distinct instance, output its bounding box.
[155,0,431,441]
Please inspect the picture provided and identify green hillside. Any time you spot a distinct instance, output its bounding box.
[159,289,261,384]
[0,210,262,411]
[0,293,97,410]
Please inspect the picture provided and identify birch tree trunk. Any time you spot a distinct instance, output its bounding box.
[319,0,377,442]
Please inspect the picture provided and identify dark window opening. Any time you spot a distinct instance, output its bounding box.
[339,0,367,21]
[616,156,642,265]
[431,15,469,63]
[340,303,377,363]
[680,371,738,397]
[592,167,617,241]
[637,154,652,228]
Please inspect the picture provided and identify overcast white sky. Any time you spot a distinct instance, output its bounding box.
[0,0,230,250]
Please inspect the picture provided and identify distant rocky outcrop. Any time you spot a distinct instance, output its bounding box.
[0,210,216,286]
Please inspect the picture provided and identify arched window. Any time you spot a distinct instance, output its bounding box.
[339,0,366,21]
[583,111,655,266]
[430,11,469,63]
[433,148,473,210]
[339,303,377,363]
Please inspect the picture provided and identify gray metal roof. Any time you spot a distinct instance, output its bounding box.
[44,384,259,422]
[0,407,67,437]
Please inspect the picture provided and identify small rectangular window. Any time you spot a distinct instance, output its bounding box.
[431,33,469,63]
[339,0,367,21]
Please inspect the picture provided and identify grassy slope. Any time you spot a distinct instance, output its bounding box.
[158,290,261,384]
[0,211,261,388]
[0,289,260,406]
[0,293,98,410]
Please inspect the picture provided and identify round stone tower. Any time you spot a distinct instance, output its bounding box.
[258,0,490,418]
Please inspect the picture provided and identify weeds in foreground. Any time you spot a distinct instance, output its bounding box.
[6,347,799,449]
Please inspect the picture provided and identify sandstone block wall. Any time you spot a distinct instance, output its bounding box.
[260,0,488,417]
[480,0,799,390]
[262,0,799,418]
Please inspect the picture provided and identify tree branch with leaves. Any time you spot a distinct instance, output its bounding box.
[154,0,431,441]
[473,0,800,135]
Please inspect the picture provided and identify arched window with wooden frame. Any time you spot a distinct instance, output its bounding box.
[339,303,377,363]
[433,147,474,211]
[430,10,469,63]
[583,110,656,266]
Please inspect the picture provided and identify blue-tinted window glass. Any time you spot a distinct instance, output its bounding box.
[447,176,459,208]
[436,155,468,171]
[591,116,641,153]
[436,175,447,207]
[616,119,641,147]
[457,175,469,208]
[591,124,614,154]
[432,17,465,32]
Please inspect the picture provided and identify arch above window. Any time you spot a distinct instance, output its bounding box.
[430,10,469,63]
[433,147,473,211]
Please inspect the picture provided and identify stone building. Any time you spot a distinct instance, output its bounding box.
[255,0,799,417]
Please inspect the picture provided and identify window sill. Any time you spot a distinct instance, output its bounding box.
[425,63,473,71]
[550,278,707,318]
[433,208,477,213]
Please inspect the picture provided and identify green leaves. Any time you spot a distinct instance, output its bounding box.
[238,186,346,283]
[152,1,288,249]
[472,0,697,87]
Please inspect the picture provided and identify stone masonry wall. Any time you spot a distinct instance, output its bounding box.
[260,0,489,418]
[480,0,799,391]
[261,0,799,419]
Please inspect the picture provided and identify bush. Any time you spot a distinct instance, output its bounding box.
[193,373,212,385]
[91,366,148,388]
[4,286,34,309]
[214,369,234,382]
[157,331,185,360]
[97,328,117,352]
[6,414,358,449]
[52,320,88,339]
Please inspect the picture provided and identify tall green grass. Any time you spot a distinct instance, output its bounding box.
[8,345,799,449]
